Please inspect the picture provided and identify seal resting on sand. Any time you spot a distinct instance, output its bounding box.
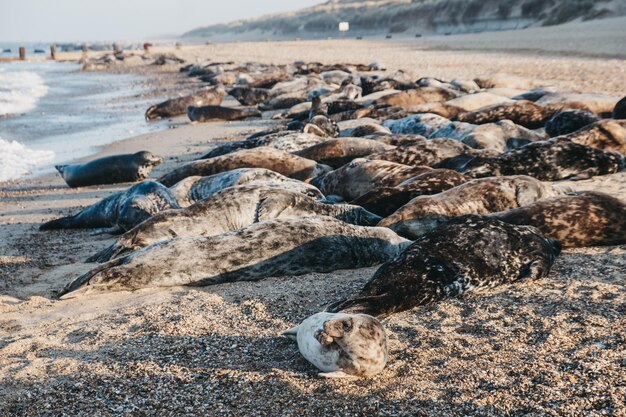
[88,185,383,262]
[56,151,163,188]
[311,158,431,200]
[378,175,571,239]
[489,191,626,247]
[187,105,261,122]
[59,216,410,297]
[145,87,225,120]
[462,139,625,181]
[157,147,332,186]
[456,100,553,129]
[294,138,395,169]
[40,181,179,233]
[283,312,388,378]
[327,217,561,317]
[168,168,323,207]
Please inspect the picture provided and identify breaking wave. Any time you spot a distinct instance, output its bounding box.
[0,137,55,182]
[0,70,49,116]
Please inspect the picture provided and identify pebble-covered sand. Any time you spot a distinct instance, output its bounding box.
[1,25,626,416]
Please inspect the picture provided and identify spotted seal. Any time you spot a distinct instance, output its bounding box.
[489,191,626,247]
[311,158,431,200]
[456,100,553,129]
[351,169,468,217]
[157,147,332,186]
[294,138,395,168]
[88,185,382,262]
[283,312,388,378]
[55,151,163,188]
[462,139,625,181]
[228,86,270,106]
[199,132,327,159]
[544,110,599,137]
[187,105,261,122]
[145,87,225,120]
[378,175,572,239]
[327,217,561,317]
[168,168,323,207]
[59,216,410,297]
[40,181,179,233]
[558,120,626,154]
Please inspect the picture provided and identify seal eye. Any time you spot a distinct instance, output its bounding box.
[342,319,353,333]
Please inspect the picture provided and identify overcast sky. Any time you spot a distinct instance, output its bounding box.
[0,0,321,42]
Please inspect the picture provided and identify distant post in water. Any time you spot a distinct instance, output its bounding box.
[19,46,26,60]
[50,45,57,60]
[82,44,88,57]
[339,21,349,39]
[143,42,152,54]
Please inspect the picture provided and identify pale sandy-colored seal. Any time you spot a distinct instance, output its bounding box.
[157,147,332,186]
[489,191,626,247]
[378,175,571,239]
[462,139,625,181]
[88,185,383,262]
[351,169,468,217]
[328,217,561,317]
[56,151,163,188]
[145,87,225,120]
[187,105,261,122]
[294,138,395,168]
[59,216,410,297]
[283,312,388,378]
[168,168,323,207]
[40,181,179,233]
[311,158,431,201]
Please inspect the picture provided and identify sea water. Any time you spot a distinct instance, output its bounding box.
[0,60,163,182]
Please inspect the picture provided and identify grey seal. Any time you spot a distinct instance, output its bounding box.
[145,87,225,120]
[187,105,261,122]
[88,185,382,262]
[157,147,332,187]
[40,181,179,233]
[59,216,410,297]
[283,312,388,378]
[56,151,163,188]
[327,217,561,317]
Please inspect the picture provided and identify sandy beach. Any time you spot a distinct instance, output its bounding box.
[1,26,626,416]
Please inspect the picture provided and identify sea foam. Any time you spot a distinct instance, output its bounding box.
[0,138,55,182]
[0,70,49,116]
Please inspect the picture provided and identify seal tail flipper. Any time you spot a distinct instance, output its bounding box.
[58,257,125,298]
[54,165,67,175]
[86,241,133,263]
[318,371,359,379]
[39,216,76,231]
[89,225,124,236]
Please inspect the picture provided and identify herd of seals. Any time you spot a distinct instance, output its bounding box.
[42,59,626,378]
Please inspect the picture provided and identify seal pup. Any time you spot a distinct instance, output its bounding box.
[55,151,163,188]
[311,158,431,201]
[456,100,553,129]
[157,147,332,186]
[558,120,626,154]
[187,105,262,122]
[200,132,327,159]
[60,216,410,297]
[40,181,179,233]
[283,312,388,378]
[462,139,625,181]
[168,168,323,207]
[378,175,571,239]
[489,191,626,247]
[544,110,599,137]
[88,185,382,262]
[351,169,468,217]
[294,138,395,168]
[145,87,225,120]
[327,217,561,317]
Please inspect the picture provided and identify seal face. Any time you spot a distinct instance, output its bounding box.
[377,175,570,239]
[39,181,179,233]
[490,191,626,247]
[56,151,163,188]
[61,216,410,297]
[88,185,383,262]
[157,147,332,187]
[327,217,561,317]
[283,312,388,378]
[462,139,625,181]
[145,87,225,120]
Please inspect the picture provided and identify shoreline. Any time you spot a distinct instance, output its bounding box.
[1,36,626,416]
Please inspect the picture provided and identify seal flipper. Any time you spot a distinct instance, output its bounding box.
[324,296,389,317]
[281,325,299,341]
[40,215,77,231]
[318,371,358,379]
[86,240,134,263]
[55,164,68,175]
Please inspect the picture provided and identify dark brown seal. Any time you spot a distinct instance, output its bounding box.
[187,105,261,122]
